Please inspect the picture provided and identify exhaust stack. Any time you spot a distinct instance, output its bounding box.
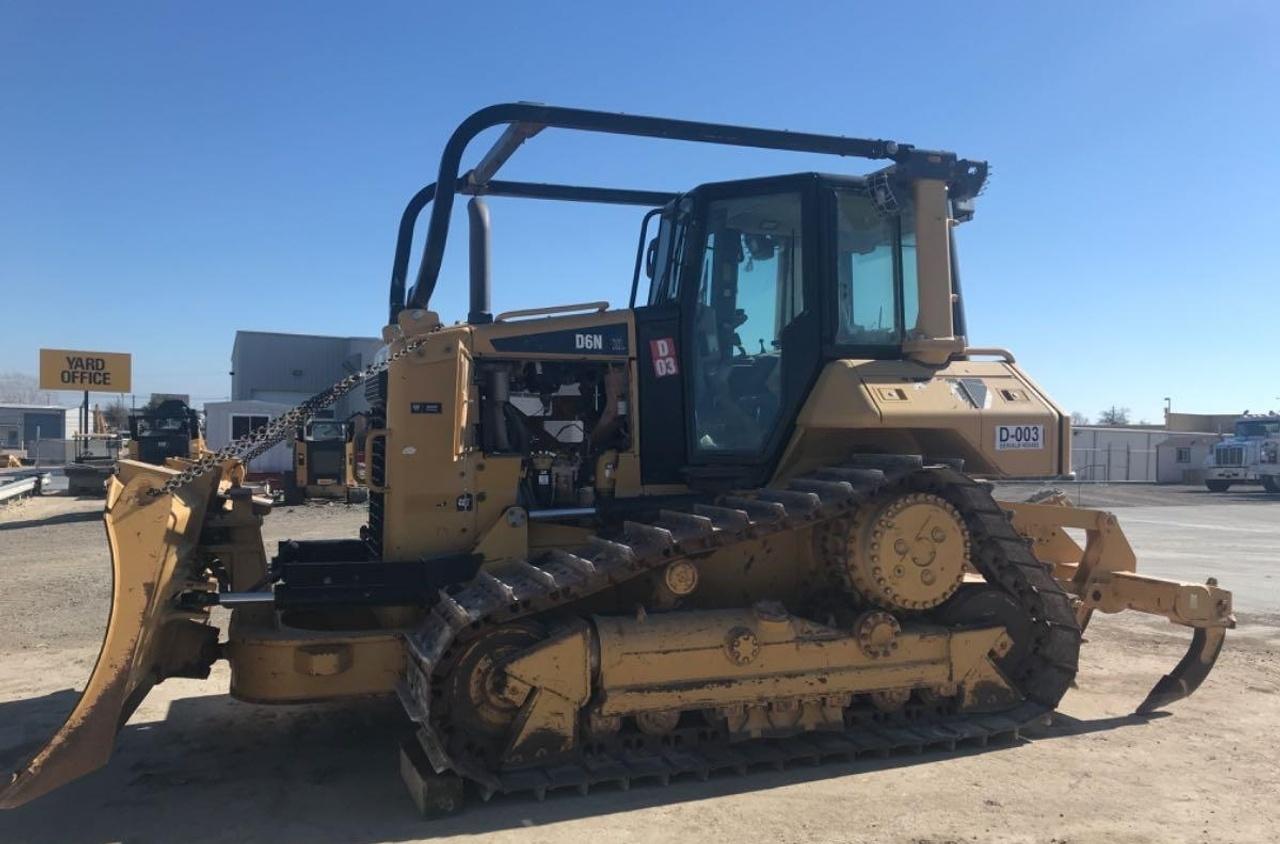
[467,197,492,325]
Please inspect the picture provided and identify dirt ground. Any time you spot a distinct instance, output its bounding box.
[0,488,1277,843]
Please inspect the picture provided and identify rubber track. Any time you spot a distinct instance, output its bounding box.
[398,456,1082,800]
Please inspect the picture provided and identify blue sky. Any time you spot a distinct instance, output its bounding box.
[2,1,1276,421]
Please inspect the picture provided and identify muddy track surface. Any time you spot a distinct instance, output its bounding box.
[402,457,1082,802]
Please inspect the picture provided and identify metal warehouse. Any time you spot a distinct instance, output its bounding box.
[0,404,76,453]
[230,330,382,420]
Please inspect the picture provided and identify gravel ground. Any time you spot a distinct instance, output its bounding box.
[990,480,1280,509]
[0,486,1277,843]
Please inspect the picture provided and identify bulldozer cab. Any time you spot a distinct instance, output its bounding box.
[126,399,202,465]
[633,172,960,486]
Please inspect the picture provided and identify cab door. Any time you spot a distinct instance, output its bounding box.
[633,198,693,485]
[679,177,823,486]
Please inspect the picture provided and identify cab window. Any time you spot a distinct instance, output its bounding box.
[834,191,918,345]
[647,198,692,305]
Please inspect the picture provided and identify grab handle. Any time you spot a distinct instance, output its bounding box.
[363,428,389,493]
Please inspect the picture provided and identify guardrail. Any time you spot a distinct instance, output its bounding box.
[0,473,49,504]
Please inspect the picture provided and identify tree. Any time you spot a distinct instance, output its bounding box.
[1097,405,1131,426]
[0,372,53,405]
[1070,411,1090,426]
[102,399,130,431]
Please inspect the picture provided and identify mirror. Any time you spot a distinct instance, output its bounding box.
[645,237,659,279]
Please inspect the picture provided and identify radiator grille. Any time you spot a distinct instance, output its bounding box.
[1214,446,1244,467]
[365,371,388,405]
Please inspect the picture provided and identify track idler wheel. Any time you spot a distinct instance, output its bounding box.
[445,624,544,753]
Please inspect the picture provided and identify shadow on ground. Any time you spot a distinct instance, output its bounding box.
[0,690,1164,844]
[0,691,82,774]
[0,510,101,532]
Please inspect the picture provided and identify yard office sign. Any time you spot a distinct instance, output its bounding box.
[39,349,132,393]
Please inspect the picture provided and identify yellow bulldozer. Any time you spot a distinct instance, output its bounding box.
[0,104,1234,815]
[279,415,365,505]
[125,398,204,465]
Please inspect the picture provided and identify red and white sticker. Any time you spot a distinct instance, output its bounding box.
[649,337,679,378]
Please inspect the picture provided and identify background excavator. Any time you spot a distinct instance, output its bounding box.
[0,104,1234,816]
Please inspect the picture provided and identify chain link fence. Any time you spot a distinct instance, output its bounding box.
[1071,445,1158,482]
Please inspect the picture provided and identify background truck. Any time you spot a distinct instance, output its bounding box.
[1204,413,1280,492]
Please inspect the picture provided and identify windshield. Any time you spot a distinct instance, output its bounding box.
[1235,419,1280,438]
[307,421,346,441]
[136,416,186,436]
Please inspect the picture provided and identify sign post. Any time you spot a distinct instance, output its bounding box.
[38,349,132,460]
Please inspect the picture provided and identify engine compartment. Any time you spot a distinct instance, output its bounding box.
[476,359,630,509]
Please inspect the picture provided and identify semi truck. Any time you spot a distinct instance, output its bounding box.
[1203,413,1280,492]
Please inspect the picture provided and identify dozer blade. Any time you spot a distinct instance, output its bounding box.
[1136,625,1227,715]
[0,460,221,809]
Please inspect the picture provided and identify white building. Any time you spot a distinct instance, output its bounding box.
[1071,426,1216,483]
[204,399,293,475]
[1155,432,1217,485]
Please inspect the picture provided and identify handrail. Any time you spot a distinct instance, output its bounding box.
[494,302,609,322]
[960,347,1017,363]
[629,207,662,308]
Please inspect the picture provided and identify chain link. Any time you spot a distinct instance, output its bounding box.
[149,334,427,497]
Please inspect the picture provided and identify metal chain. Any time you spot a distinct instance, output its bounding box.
[149,334,428,497]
